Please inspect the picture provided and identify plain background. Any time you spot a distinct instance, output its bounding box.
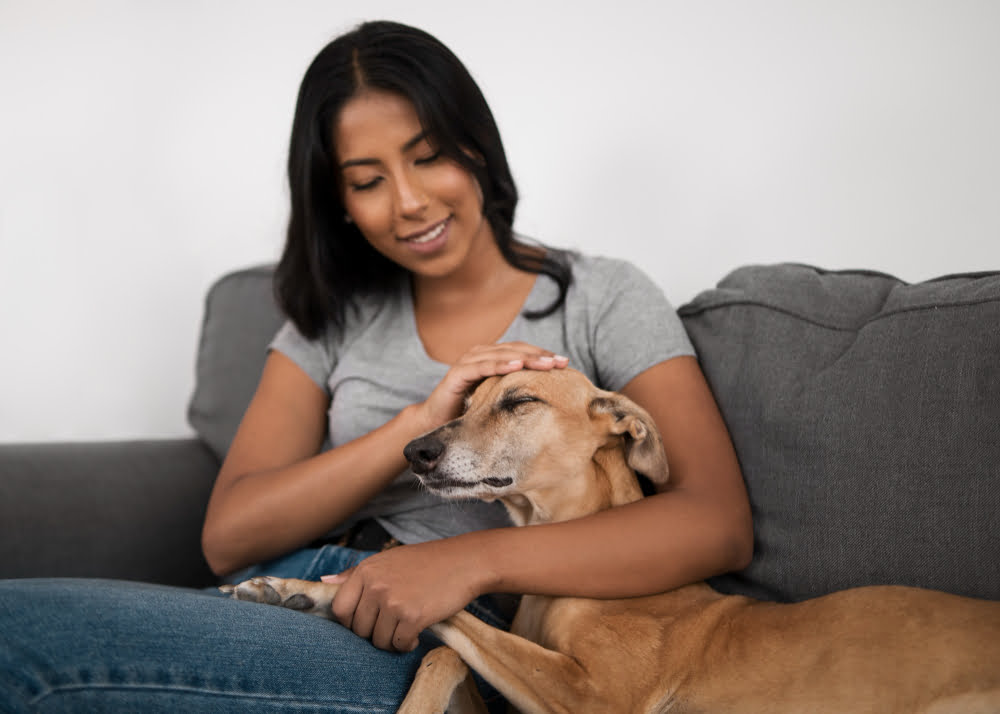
[1,0,998,442]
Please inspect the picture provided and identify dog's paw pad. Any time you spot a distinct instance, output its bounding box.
[220,576,335,619]
[281,593,316,611]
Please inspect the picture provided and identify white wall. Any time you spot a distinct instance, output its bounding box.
[2,0,998,442]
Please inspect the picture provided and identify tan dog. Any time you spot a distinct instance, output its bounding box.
[224,368,1000,713]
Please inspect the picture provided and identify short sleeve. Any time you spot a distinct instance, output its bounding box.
[269,320,336,395]
[588,259,695,392]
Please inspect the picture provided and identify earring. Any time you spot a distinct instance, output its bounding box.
[344,214,353,224]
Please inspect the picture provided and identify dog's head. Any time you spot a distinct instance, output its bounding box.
[403,368,669,525]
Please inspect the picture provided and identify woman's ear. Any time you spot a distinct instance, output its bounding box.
[589,394,669,485]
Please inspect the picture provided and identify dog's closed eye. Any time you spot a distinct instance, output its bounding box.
[497,390,545,413]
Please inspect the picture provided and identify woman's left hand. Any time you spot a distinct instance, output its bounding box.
[322,536,488,651]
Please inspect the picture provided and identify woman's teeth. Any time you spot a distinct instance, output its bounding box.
[408,221,446,244]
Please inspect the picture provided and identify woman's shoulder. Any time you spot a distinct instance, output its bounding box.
[562,251,663,302]
[273,285,408,363]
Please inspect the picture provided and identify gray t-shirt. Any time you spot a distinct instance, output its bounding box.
[270,252,695,544]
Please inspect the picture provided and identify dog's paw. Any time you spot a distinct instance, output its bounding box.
[220,576,339,620]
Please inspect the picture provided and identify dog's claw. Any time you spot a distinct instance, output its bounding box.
[221,576,282,605]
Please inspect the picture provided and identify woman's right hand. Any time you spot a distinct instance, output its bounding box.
[415,342,568,430]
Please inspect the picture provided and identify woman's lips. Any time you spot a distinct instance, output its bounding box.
[399,218,449,253]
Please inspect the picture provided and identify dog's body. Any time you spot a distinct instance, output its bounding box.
[225,368,1000,713]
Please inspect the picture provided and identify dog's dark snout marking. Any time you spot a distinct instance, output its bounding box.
[404,435,446,474]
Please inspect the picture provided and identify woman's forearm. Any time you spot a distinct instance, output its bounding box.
[468,486,753,600]
[202,403,433,575]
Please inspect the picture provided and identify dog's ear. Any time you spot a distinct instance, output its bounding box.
[589,394,669,485]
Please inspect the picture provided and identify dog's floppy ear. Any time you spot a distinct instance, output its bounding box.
[589,393,669,485]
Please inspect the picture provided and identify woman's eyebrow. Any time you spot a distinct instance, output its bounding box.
[401,130,430,152]
[339,131,430,170]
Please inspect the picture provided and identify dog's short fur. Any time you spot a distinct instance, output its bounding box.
[224,368,1000,713]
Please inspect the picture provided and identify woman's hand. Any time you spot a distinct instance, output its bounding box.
[321,537,490,652]
[415,342,568,429]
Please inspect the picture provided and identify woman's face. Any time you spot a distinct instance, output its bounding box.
[334,90,493,280]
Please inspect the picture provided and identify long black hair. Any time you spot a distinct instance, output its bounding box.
[274,20,572,339]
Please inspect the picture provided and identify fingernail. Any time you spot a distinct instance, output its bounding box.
[321,574,345,583]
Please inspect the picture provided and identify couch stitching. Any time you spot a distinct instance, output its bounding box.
[679,294,1000,332]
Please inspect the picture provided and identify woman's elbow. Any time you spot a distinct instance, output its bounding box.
[725,500,755,573]
[201,520,241,578]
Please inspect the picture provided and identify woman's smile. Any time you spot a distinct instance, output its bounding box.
[399,217,450,253]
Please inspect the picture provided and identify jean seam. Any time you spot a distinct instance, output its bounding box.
[302,546,333,581]
[302,545,377,581]
[344,548,375,571]
[31,682,399,712]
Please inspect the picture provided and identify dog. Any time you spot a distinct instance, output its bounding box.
[223,367,1000,713]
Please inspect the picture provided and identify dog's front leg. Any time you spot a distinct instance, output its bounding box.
[398,645,488,714]
[220,576,340,620]
[430,611,599,714]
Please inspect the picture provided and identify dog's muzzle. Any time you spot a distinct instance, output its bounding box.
[404,432,514,493]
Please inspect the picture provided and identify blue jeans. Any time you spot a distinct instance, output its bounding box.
[0,546,512,712]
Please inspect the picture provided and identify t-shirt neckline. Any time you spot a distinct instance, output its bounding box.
[403,273,544,368]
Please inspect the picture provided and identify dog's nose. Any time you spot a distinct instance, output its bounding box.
[404,435,446,474]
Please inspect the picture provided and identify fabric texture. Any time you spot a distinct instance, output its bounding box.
[0,548,511,713]
[0,578,429,713]
[269,252,695,545]
[679,264,1000,602]
[0,439,218,586]
[187,265,285,460]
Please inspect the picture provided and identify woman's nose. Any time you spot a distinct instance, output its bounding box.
[394,170,429,216]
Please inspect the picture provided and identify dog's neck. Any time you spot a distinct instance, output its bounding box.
[499,444,644,527]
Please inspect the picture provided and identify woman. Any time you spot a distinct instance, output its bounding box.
[0,20,751,712]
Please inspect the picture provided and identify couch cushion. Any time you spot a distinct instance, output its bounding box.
[679,264,1000,602]
[188,265,284,459]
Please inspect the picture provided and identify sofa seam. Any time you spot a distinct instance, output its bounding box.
[678,294,1000,332]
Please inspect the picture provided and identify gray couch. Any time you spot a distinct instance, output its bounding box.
[2,263,998,603]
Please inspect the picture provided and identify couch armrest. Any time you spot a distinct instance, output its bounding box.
[0,438,220,588]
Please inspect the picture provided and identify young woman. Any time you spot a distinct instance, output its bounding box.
[0,20,751,712]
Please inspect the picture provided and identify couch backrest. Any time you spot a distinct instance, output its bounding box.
[188,265,284,459]
[679,264,1000,602]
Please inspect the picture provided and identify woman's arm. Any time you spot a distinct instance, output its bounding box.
[326,356,753,651]
[202,345,569,576]
[201,351,417,575]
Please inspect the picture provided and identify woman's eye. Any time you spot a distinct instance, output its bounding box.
[350,177,381,192]
[415,151,441,166]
